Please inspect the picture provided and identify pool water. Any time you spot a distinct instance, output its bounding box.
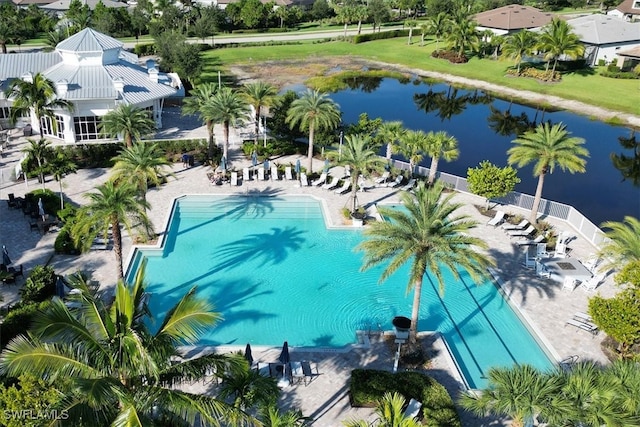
[128,195,554,388]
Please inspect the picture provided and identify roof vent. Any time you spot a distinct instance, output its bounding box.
[146,59,155,70]
[21,72,34,83]
[113,77,125,93]
[148,67,159,83]
[56,79,69,97]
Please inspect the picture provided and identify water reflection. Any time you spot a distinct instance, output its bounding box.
[611,131,640,187]
[414,85,493,122]
[487,104,532,137]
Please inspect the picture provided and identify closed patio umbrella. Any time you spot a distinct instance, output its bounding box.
[220,156,227,171]
[37,198,45,220]
[251,151,258,167]
[323,159,330,172]
[263,159,269,171]
[2,245,11,266]
[244,343,253,366]
[294,159,301,179]
[278,341,290,365]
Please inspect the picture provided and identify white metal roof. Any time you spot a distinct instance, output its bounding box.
[56,28,123,53]
[567,14,640,44]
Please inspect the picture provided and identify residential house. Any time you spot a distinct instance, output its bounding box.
[608,0,640,22]
[474,5,554,36]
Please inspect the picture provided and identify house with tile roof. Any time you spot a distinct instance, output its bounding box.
[473,5,554,35]
[608,0,640,22]
[0,28,182,144]
[566,14,640,66]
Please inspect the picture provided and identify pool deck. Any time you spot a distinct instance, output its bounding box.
[0,119,619,426]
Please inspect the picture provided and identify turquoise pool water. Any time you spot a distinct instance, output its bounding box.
[127,195,554,388]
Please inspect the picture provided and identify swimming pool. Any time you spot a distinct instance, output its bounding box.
[127,195,554,388]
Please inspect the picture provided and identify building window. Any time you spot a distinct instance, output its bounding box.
[73,116,102,141]
[40,115,65,139]
[0,107,10,120]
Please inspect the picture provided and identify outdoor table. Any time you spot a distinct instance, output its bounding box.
[540,257,593,283]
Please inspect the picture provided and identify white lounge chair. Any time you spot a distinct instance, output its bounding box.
[487,211,505,227]
[375,171,390,185]
[554,241,568,258]
[299,173,309,187]
[271,165,279,181]
[562,276,577,291]
[404,398,422,419]
[258,168,266,181]
[515,234,545,247]
[522,251,536,270]
[230,172,239,186]
[389,175,404,188]
[322,176,340,190]
[357,175,374,192]
[242,168,251,182]
[580,273,606,292]
[334,180,351,194]
[400,178,416,192]
[582,254,600,273]
[535,242,549,259]
[344,165,351,178]
[312,173,327,186]
[290,361,304,385]
[565,319,598,335]
[285,166,293,181]
[535,261,550,279]
[508,225,535,238]
[502,219,529,231]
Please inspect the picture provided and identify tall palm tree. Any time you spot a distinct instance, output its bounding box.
[377,120,406,161]
[397,129,428,177]
[21,138,52,190]
[598,216,640,270]
[326,134,385,214]
[335,4,356,38]
[259,405,310,427]
[71,180,151,280]
[286,89,341,173]
[537,18,585,75]
[5,72,73,133]
[507,122,588,224]
[502,30,537,74]
[99,104,156,148]
[344,392,421,427]
[0,264,251,426]
[49,148,77,210]
[446,15,480,60]
[202,87,250,162]
[242,81,277,146]
[425,12,449,52]
[182,82,221,158]
[405,20,417,45]
[357,182,494,345]
[218,362,279,412]
[425,130,459,185]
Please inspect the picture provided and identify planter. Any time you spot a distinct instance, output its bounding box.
[351,212,365,227]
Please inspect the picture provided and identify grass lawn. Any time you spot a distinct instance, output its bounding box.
[202,37,640,116]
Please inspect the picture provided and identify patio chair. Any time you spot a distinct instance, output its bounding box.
[536,243,550,259]
[299,173,309,187]
[242,168,251,182]
[565,319,598,336]
[554,242,568,258]
[522,251,536,270]
[285,167,294,181]
[357,175,374,192]
[580,273,606,292]
[271,165,279,181]
[403,398,422,419]
[562,276,577,291]
[515,234,545,247]
[400,178,416,192]
[344,165,351,178]
[507,225,535,238]
[375,171,390,185]
[230,172,239,186]
[535,261,551,279]
[487,210,505,227]
[258,168,266,181]
[502,219,529,231]
[301,361,318,385]
[7,193,18,209]
[322,176,340,190]
[334,180,351,195]
[582,254,600,273]
[290,361,305,385]
[312,173,327,186]
[389,175,404,188]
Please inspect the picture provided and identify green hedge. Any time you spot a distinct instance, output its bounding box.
[349,369,461,427]
[133,43,156,56]
[20,265,57,304]
[0,301,51,348]
[352,29,410,44]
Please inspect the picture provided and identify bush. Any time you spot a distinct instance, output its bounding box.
[54,227,79,254]
[431,50,468,63]
[352,29,409,44]
[0,301,51,348]
[20,265,57,304]
[24,189,60,219]
[506,67,560,82]
[133,43,156,56]
[349,369,460,427]
[601,70,639,79]
[61,143,121,168]
[146,138,209,162]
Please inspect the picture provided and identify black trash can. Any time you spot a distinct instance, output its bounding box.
[23,124,32,136]
[392,316,411,332]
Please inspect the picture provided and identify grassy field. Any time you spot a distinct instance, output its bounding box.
[202,37,640,116]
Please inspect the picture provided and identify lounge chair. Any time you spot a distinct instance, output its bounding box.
[375,171,390,185]
[515,234,545,246]
[344,165,351,178]
[357,175,374,192]
[285,167,293,181]
[502,219,529,231]
[290,361,304,384]
[535,242,549,259]
[389,175,404,188]
[230,172,239,186]
[522,251,536,269]
[242,168,251,182]
[271,165,279,181]
[299,173,309,187]
[400,178,416,192]
[580,273,606,292]
[322,176,340,190]
[301,361,317,385]
[582,254,600,273]
[535,261,551,279]
[554,242,568,258]
[487,211,505,227]
[562,276,577,291]
[312,173,327,186]
[258,168,266,181]
[334,180,351,194]
[565,319,598,336]
[507,225,535,238]
[403,398,422,419]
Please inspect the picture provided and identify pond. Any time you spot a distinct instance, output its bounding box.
[328,77,639,226]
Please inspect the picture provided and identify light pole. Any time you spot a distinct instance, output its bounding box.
[338,130,344,160]
[263,115,267,148]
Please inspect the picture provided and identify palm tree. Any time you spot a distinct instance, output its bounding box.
[182,82,221,158]
[425,12,449,52]
[377,121,406,162]
[598,216,640,270]
[326,134,385,214]
[446,15,480,60]
[507,122,589,224]
[5,72,74,134]
[344,392,421,427]
[218,362,279,412]
[259,405,310,427]
[537,18,585,75]
[242,81,277,146]
[286,89,341,173]
[425,130,459,185]
[49,148,77,210]
[357,182,494,345]
[71,180,151,280]
[335,4,355,38]
[21,138,52,190]
[0,265,252,426]
[397,129,428,177]
[99,104,156,148]
[202,87,250,162]
[502,30,537,74]
[405,20,417,45]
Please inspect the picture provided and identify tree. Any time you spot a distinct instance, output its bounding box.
[0,4,21,54]
[258,405,310,427]
[598,216,640,270]
[286,89,341,173]
[312,0,332,20]
[405,20,417,45]
[99,104,156,148]
[467,161,520,209]
[202,87,250,162]
[182,82,221,159]
[376,120,406,161]
[49,148,77,210]
[326,134,385,214]
[367,0,389,33]
[21,138,52,190]
[397,129,428,177]
[425,130,459,185]
[425,12,449,52]
[242,81,277,146]
[589,285,640,358]
[507,122,588,224]
[218,362,279,413]
[65,0,91,31]
[71,180,151,280]
[344,392,421,427]
[335,4,355,37]
[502,30,537,73]
[0,374,65,427]
[537,18,585,74]
[357,181,494,345]
[446,15,480,60]
[5,72,74,134]
[0,265,251,426]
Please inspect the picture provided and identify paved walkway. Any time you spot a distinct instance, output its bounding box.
[0,121,618,426]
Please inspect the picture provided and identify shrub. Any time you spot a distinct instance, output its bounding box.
[600,70,639,79]
[431,49,468,63]
[0,301,51,348]
[20,265,57,304]
[134,43,156,56]
[24,189,60,218]
[352,29,409,44]
[349,369,460,427]
[506,67,560,82]
[54,227,79,254]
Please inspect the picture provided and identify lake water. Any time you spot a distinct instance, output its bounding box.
[328,78,639,225]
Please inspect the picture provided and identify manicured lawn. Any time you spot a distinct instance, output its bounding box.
[202,37,639,116]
